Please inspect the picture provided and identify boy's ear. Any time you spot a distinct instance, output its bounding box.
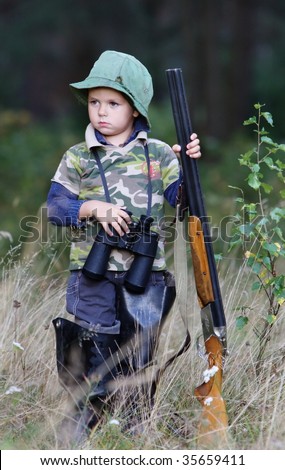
[133,110,139,118]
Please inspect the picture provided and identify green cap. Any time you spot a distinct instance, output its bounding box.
[70,50,153,126]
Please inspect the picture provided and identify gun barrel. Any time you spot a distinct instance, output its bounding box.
[166,68,226,334]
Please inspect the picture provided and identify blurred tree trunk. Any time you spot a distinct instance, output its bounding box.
[225,0,257,133]
[181,0,257,140]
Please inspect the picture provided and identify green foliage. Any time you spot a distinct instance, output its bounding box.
[229,104,285,369]
[0,110,81,264]
[236,314,249,331]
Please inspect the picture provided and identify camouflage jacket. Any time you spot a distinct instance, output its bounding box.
[52,123,179,271]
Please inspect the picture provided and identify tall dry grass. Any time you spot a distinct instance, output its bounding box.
[0,246,285,450]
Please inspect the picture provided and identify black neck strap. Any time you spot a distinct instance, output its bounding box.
[92,144,152,217]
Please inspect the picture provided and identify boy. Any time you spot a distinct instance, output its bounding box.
[47,50,201,440]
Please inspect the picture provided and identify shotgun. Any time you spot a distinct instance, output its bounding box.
[166,68,228,447]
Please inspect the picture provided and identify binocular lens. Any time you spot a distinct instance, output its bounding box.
[82,242,112,279]
[124,255,155,293]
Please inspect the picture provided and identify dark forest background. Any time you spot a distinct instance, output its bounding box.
[1,0,285,259]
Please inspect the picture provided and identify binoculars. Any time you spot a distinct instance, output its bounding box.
[82,214,159,293]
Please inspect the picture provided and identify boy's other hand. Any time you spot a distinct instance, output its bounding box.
[172,132,201,159]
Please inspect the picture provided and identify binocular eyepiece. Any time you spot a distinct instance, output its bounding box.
[82,214,159,293]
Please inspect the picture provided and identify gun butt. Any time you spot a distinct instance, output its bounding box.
[194,335,228,449]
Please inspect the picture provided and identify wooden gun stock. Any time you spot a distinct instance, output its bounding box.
[194,334,228,448]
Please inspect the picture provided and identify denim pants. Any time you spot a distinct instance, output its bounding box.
[66,270,167,334]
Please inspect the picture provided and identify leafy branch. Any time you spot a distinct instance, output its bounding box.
[229,104,285,372]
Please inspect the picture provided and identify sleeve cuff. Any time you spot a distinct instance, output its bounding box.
[68,200,86,226]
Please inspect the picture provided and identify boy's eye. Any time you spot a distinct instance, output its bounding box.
[109,101,119,107]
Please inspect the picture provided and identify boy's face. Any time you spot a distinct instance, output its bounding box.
[88,87,139,145]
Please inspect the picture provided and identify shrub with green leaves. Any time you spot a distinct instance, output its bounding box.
[229,104,285,368]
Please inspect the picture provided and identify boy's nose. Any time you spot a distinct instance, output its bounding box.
[98,104,107,116]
